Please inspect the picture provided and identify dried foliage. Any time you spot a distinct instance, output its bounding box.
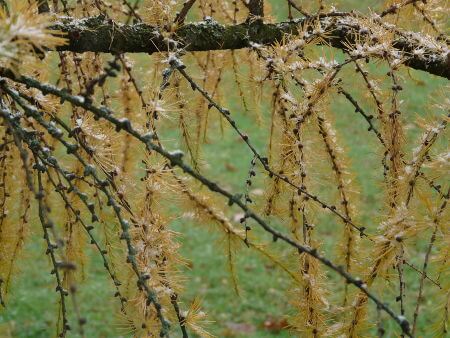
[0,0,448,337]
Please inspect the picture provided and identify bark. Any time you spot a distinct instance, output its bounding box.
[174,0,197,25]
[38,1,50,13]
[48,15,450,79]
[246,0,264,17]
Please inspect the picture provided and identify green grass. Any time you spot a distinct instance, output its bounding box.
[1,1,448,337]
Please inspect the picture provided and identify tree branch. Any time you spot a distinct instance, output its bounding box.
[0,0,8,13]
[0,72,413,336]
[245,0,264,18]
[174,0,197,25]
[47,15,450,79]
[379,0,421,17]
[286,0,309,17]
[38,0,50,13]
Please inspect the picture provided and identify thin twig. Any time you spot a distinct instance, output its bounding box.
[174,0,197,25]
[379,0,421,17]
[286,0,309,17]
[412,192,448,335]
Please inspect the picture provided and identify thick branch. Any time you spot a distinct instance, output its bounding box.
[49,15,450,79]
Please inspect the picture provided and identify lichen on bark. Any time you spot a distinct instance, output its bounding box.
[47,14,449,79]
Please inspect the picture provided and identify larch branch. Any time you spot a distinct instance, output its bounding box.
[47,15,450,79]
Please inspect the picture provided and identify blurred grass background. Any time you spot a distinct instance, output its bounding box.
[0,0,448,337]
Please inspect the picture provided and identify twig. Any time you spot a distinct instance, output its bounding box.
[0,74,413,337]
[1,113,70,337]
[175,62,372,239]
[412,192,448,335]
[0,88,171,337]
[404,260,441,289]
[338,88,385,147]
[379,0,421,17]
[38,0,50,13]
[174,0,197,25]
[286,0,309,17]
